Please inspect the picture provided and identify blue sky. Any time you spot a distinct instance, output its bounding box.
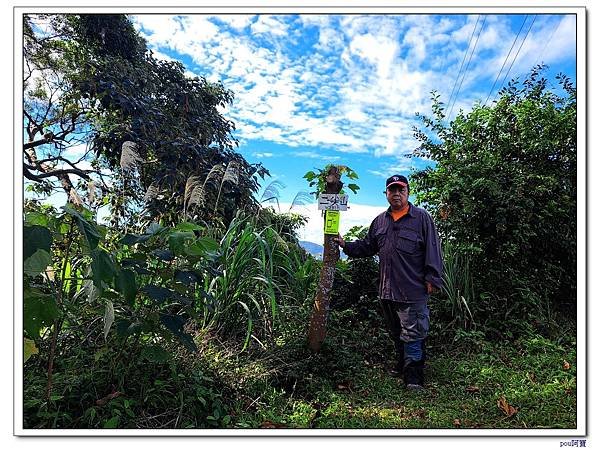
[23,12,578,244]
[129,12,576,242]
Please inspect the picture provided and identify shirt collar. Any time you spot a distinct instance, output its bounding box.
[386,202,414,218]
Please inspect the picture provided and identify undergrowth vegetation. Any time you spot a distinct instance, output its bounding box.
[23,199,577,430]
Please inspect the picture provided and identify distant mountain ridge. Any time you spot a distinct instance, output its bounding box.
[299,240,347,260]
[299,240,323,257]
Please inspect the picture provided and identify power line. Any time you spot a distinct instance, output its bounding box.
[484,15,528,107]
[537,16,561,66]
[446,15,487,123]
[446,15,480,117]
[492,15,537,104]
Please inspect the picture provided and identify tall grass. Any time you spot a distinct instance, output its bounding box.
[440,243,476,331]
[201,213,303,350]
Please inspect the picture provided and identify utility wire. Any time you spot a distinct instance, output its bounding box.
[446,15,487,124]
[537,16,561,66]
[492,15,537,104]
[484,15,528,107]
[446,15,480,117]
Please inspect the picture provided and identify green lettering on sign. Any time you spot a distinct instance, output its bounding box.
[324,210,340,235]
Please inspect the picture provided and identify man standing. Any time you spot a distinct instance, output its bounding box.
[333,175,443,389]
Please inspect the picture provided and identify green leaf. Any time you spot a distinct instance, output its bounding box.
[195,236,219,252]
[175,222,204,232]
[24,288,60,338]
[141,285,175,304]
[168,231,195,255]
[347,183,360,194]
[24,249,52,277]
[24,212,49,227]
[159,313,197,352]
[184,242,206,257]
[140,345,171,363]
[23,225,52,259]
[103,416,119,428]
[120,233,152,245]
[63,205,102,250]
[91,249,116,288]
[115,269,137,305]
[103,300,114,341]
[24,338,39,363]
[145,222,165,235]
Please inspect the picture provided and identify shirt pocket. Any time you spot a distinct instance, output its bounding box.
[396,229,419,254]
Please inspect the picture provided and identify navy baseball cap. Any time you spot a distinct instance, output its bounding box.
[385,174,408,189]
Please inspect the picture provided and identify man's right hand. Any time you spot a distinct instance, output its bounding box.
[332,233,345,248]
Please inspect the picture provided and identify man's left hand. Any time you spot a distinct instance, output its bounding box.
[425,281,438,294]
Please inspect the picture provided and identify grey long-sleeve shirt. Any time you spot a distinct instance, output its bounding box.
[343,203,443,303]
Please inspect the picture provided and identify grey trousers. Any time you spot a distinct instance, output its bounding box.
[379,299,429,362]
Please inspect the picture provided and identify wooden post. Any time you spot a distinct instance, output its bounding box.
[307,166,343,351]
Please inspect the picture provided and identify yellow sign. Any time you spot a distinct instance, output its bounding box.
[324,210,340,235]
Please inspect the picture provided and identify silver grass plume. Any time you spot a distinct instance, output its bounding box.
[260,180,286,204]
[214,161,239,215]
[143,182,160,202]
[221,160,239,185]
[87,180,96,205]
[203,163,225,188]
[69,188,83,206]
[289,191,313,212]
[120,141,143,171]
[183,175,205,218]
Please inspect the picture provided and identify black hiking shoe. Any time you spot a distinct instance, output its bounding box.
[388,361,404,378]
[403,360,425,390]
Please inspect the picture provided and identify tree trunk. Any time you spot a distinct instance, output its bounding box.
[307,166,343,351]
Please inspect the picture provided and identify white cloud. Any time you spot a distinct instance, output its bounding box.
[291,151,341,161]
[180,16,219,41]
[132,15,183,47]
[250,15,288,36]
[215,15,255,31]
[131,13,575,160]
[279,201,386,244]
[316,25,345,52]
[349,32,398,78]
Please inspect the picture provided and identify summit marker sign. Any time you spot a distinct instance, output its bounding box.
[317,193,348,211]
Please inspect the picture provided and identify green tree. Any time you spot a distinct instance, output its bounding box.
[23,14,268,227]
[411,66,576,325]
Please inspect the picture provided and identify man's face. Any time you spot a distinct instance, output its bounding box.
[386,184,408,209]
